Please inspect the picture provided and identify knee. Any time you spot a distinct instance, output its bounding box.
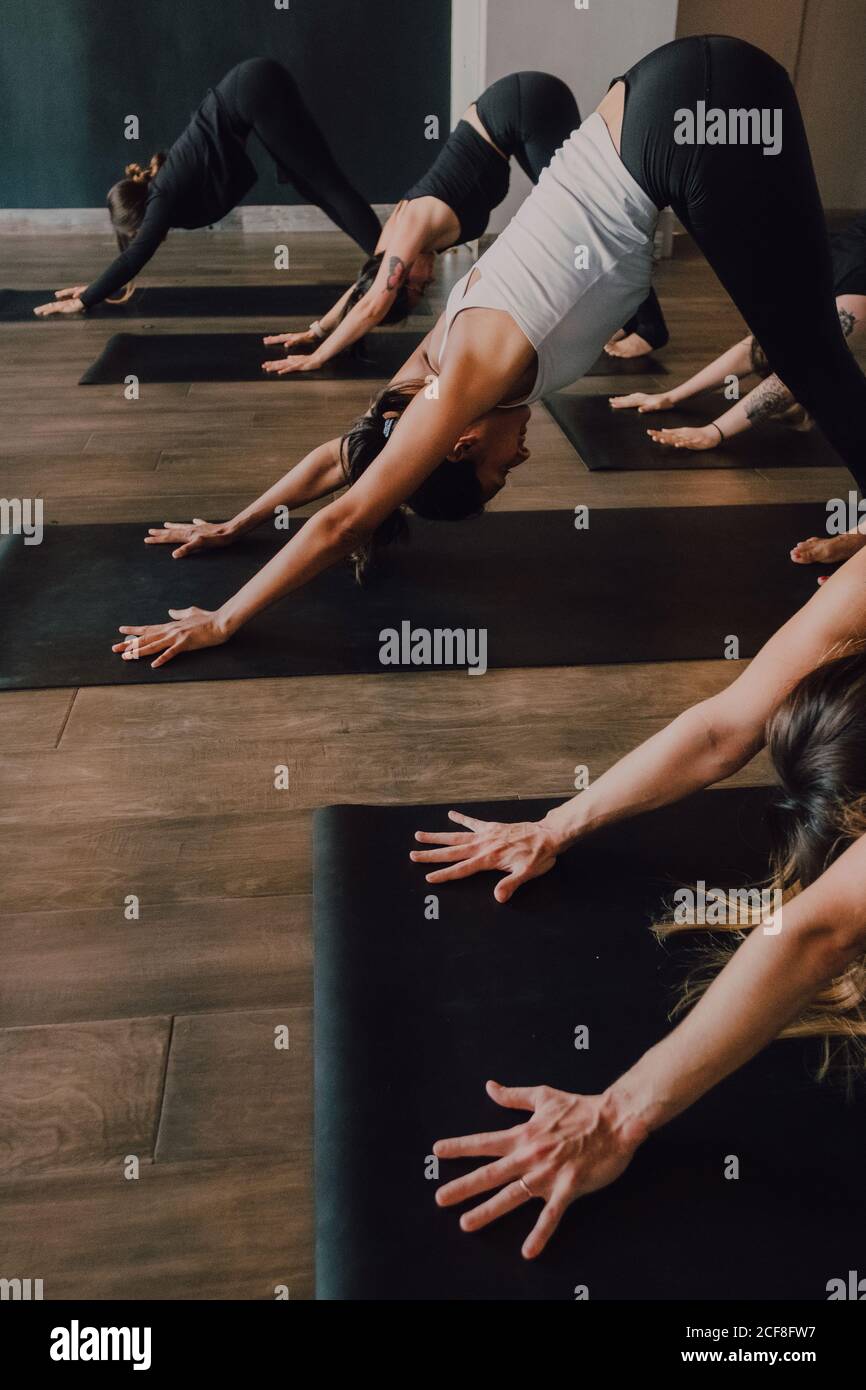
[238,56,286,90]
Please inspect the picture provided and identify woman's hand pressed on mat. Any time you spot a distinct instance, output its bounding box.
[411,811,559,902]
[434,1081,647,1258]
[646,424,720,450]
[261,351,326,375]
[33,288,86,317]
[145,518,239,559]
[608,390,675,412]
[113,606,229,669]
[262,328,321,351]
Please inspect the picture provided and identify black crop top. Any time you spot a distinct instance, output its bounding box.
[402,120,510,246]
[80,88,258,309]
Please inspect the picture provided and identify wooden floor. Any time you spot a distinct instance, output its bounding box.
[0,229,852,1300]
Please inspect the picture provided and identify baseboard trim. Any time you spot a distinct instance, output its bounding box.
[0,204,396,235]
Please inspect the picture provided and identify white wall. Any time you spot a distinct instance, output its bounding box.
[469,0,680,230]
[793,0,866,209]
[677,0,866,210]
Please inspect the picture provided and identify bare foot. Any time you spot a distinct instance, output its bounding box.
[604,332,653,359]
[790,531,866,566]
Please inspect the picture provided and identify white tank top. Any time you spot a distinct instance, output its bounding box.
[439,113,659,405]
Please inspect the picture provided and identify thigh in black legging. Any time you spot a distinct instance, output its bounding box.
[222,56,380,254]
[227,58,339,185]
[620,35,866,479]
[476,71,580,182]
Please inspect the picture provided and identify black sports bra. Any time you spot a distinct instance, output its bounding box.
[402,120,510,245]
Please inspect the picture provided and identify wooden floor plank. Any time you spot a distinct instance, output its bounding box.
[0,810,313,914]
[0,1158,313,1300]
[60,660,740,748]
[155,1007,312,1163]
[0,687,75,750]
[2,719,740,826]
[0,1018,171,1180]
[0,895,312,1028]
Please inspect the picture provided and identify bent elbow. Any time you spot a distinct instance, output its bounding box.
[321,503,373,552]
[825,914,866,966]
[794,915,865,980]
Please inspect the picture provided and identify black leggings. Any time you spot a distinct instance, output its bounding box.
[478,70,668,349]
[618,35,866,486]
[476,71,580,182]
[218,58,381,255]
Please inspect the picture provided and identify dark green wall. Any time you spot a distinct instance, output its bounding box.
[0,0,452,207]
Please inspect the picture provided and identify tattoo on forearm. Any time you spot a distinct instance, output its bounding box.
[838,306,857,339]
[744,374,794,425]
[386,256,408,292]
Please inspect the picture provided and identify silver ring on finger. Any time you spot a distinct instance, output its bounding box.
[518,1176,534,1199]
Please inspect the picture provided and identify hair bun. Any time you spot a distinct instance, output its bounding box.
[124,152,166,184]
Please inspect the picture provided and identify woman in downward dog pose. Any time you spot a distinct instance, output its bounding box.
[113,35,866,669]
[34,57,380,316]
[261,70,668,374]
[610,211,866,569]
[411,546,866,1258]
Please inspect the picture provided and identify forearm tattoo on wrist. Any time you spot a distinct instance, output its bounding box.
[386,255,408,292]
[744,374,794,425]
[838,306,857,339]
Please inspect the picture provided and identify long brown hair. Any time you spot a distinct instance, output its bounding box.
[107,153,166,250]
[339,380,484,584]
[657,643,866,1086]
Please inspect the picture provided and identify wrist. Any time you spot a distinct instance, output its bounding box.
[539,797,593,854]
[225,513,255,538]
[214,602,244,640]
[604,1052,677,1143]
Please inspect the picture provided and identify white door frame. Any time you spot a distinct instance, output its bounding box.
[450,0,487,127]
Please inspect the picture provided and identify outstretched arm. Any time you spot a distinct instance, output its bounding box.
[142,438,348,557]
[263,209,431,374]
[262,283,355,354]
[413,543,866,898]
[647,303,865,451]
[434,833,866,1257]
[115,307,535,665]
[610,336,754,416]
[34,199,171,316]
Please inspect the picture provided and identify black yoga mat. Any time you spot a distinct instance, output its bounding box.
[1,284,432,322]
[0,505,827,690]
[545,392,842,471]
[314,789,866,1300]
[78,331,425,384]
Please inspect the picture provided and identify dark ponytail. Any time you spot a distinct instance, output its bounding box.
[340,379,485,584]
[341,253,411,327]
[107,152,167,250]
